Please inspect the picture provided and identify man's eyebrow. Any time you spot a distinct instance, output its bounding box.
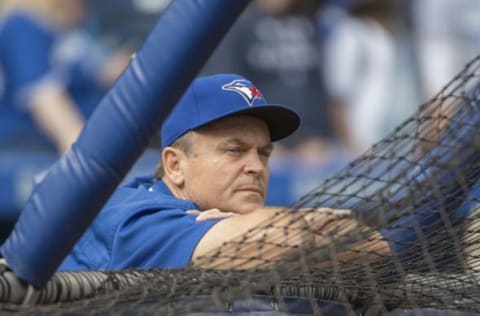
[220,138,273,150]
[220,138,245,146]
[261,142,274,152]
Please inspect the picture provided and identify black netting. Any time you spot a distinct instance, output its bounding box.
[3,57,480,315]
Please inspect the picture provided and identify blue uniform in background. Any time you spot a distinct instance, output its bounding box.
[0,10,103,150]
[60,176,219,270]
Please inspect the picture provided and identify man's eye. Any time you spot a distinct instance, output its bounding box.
[227,148,243,154]
[260,151,272,158]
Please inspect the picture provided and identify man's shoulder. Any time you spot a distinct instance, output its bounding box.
[1,10,50,37]
[93,175,196,230]
[103,175,193,214]
[62,176,201,270]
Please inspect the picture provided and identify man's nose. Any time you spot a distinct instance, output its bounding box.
[243,150,266,174]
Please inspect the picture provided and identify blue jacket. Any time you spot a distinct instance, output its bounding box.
[60,175,219,270]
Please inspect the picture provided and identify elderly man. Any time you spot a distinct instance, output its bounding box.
[60,74,388,271]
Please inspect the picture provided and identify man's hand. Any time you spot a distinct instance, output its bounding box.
[303,208,390,266]
[186,209,237,222]
[191,206,390,270]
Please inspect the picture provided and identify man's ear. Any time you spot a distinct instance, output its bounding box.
[162,147,186,186]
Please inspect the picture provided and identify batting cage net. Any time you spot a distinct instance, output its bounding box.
[2,57,480,315]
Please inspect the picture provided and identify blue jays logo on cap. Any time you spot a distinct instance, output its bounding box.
[222,79,263,106]
[161,74,300,150]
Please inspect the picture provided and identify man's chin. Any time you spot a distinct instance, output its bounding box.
[230,199,265,215]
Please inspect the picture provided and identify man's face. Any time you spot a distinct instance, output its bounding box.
[182,115,273,214]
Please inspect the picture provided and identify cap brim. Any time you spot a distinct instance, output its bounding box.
[209,104,301,142]
[238,105,300,141]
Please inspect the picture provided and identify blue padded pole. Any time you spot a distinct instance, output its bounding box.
[1,0,250,288]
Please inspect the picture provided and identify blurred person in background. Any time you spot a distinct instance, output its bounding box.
[412,0,480,100]
[0,0,130,153]
[202,0,344,170]
[403,0,480,156]
[87,0,171,50]
[412,0,480,272]
[0,0,130,243]
[321,0,421,155]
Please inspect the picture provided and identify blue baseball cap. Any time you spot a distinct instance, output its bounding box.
[161,74,300,149]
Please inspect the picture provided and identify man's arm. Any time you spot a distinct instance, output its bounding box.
[29,83,84,153]
[191,207,390,269]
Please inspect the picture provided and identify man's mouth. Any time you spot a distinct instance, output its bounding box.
[236,187,264,196]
